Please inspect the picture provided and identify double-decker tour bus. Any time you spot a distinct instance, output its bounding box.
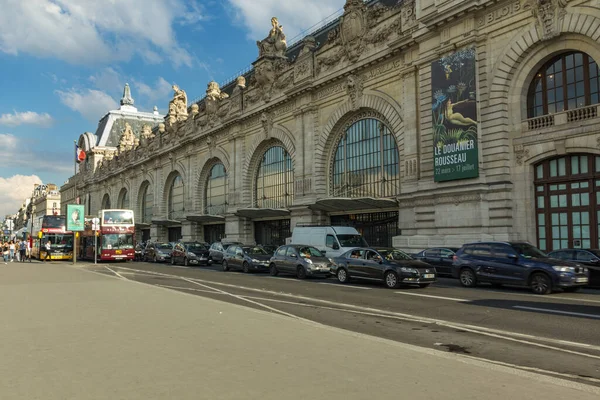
[79,209,135,261]
[32,215,74,260]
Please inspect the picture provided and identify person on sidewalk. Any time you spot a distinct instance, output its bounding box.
[43,240,52,262]
[9,241,15,262]
[2,241,8,264]
[14,240,20,262]
[19,240,26,263]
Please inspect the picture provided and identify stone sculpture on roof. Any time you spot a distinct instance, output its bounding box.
[120,83,134,106]
[257,17,287,58]
[118,122,138,153]
[167,84,188,124]
[206,81,229,101]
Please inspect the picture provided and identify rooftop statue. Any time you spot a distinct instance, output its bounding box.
[257,17,287,58]
[120,83,134,106]
[168,84,188,122]
[206,81,229,101]
[118,122,138,152]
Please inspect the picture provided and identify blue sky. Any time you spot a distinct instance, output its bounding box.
[0,0,345,217]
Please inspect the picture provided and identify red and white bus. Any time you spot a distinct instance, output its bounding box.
[32,215,74,261]
[79,209,135,261]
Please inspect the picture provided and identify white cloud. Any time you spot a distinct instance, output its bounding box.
[133,77,173,107]
[0,175,43,218]
[56,89,117,122]
[0,111,54,127]
[227,0,344,42]
[89,68,124,95]
[0,133,73,175]
[0,0,205,67]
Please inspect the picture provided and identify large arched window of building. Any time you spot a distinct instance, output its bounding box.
[527,52,600,118]
[139,182,153,224]
[101,193,111,209]
[205,163,227,215]
[255,146,293,209]
[117,188,129,209]
[168,174,185,219]
[534,154,600,251]
[331,118,400,198]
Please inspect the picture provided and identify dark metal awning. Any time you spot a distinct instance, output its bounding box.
[186,214,225,223]
[151,218,182,226]
[235,208,290,219]
[135,222,151,229]
[310,197,398,213]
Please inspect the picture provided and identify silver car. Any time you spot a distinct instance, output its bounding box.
[269,245,332,279]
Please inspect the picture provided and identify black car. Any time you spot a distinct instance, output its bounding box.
[144,242,173,263]
[452,241,589,294]
[208,241,243,264]
[547,248,600,288]
[331,247,437,289]
[171,242,210,266]
[269,245,332,279]
[413,247,460,276]
[222,245,272,273]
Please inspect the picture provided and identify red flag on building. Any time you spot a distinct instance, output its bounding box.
[76,145,86,163]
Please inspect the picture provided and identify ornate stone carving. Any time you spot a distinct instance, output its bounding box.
[118,122,138,153]
[236,76,246,89]
[364,17,401,46]
[120,83,134,106]
[401,0,417,30]
[204,81,230,127]
[158,123,166,134]
[260,112,274,139]
[294,36,315,85]
[345,74,364,111]
[340,0,367,63]
[514,145,530,166]
[316,48,344,75]
[206,81,229,102]
[524,0,569,40]
[191,103,200,117]
[253,58,289,102]
[167,84,188,124]
[257,17,288,59]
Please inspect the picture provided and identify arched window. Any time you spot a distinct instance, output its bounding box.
[101,194,111,209]
[140,183,153,224]
[168,174,185,219]
[205,163,227,215]
[117,189,129,209]
[527,52,600,118]
[331,118,400,198]
[255,146,293,209]
[534,154,600,251]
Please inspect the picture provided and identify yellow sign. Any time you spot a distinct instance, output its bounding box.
[116,250,122,255]
[38,232,42,239]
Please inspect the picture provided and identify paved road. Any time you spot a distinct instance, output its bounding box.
[1,261,599,399]
[86,260,600,385]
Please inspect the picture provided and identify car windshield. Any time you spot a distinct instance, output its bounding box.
[298,246,324,258]
[158,243,172,250]
[336,234,368,247]
[187,243,207,251]
[378,249,412,261]
[510,243,547,259]
[589,250,600,258]
[244,247,269,255]
[101,234,134,250]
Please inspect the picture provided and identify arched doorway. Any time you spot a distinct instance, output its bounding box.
[139,182,153,243]
[204,162,227,244]
[534,154,600,251]
[167,173,184,242]
[117,188,129,209]
[101,193,111,209]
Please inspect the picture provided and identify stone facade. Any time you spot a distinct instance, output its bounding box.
[61,0,600,251]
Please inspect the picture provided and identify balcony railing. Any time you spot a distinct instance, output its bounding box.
[524,105,600,131]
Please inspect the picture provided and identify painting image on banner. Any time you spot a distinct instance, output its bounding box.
[431,47,479,182]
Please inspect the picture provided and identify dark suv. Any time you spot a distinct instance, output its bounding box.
[452,241,589,294]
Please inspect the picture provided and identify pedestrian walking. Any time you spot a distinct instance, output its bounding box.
[28,237,32,262]
[9,241,15,262]
[2,241,8,264]
[19,240,26,263]
[43,240,52,262]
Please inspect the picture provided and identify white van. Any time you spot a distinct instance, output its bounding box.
[290,225,368,258]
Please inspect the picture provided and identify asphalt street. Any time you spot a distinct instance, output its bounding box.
[2,259,600,399]
[86,260,600,386]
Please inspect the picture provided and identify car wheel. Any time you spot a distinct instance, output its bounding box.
[222,260,229,272]
[563,286,581,293]
[242,262,250,273]
[336,268,349,284]
[184,258,189,267]
[384,271,399,289]
[171,257,175,265]
[269,264,279,276]
[208,256,213,265]
[459,268,477,288]
[418,283,430,288]
[530,273,552,295]
[296,266,307,279]
[153,255,158,263]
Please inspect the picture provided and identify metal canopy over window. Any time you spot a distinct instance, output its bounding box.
[535,154,600,251]
[310,197,398,212]
[527,52,600,118]
[331,118,400,198]
[205,163,227,216]
[168,174,184,220]
[255,146,293,209]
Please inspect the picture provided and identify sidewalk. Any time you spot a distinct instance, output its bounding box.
[0,263,598,400]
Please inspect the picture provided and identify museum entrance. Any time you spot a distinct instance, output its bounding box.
[204,224,225,244]
[534,154,600,251]
[330,211,399,248]
[254,219,291,247]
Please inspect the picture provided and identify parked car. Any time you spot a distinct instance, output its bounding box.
[144,242,173,263]
[258,244,277,255]
[171,242,210,266]
[290,225,368,258]
[331,247,437,289]
[208,241,243,264]
[222,245,272,273]
[452,241,589,294]
[547,248,600,288]
[413,247,460,276]
[269,245,333,279]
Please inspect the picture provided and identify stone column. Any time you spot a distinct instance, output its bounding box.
[181,221,198,241]
[225,215,253,244]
